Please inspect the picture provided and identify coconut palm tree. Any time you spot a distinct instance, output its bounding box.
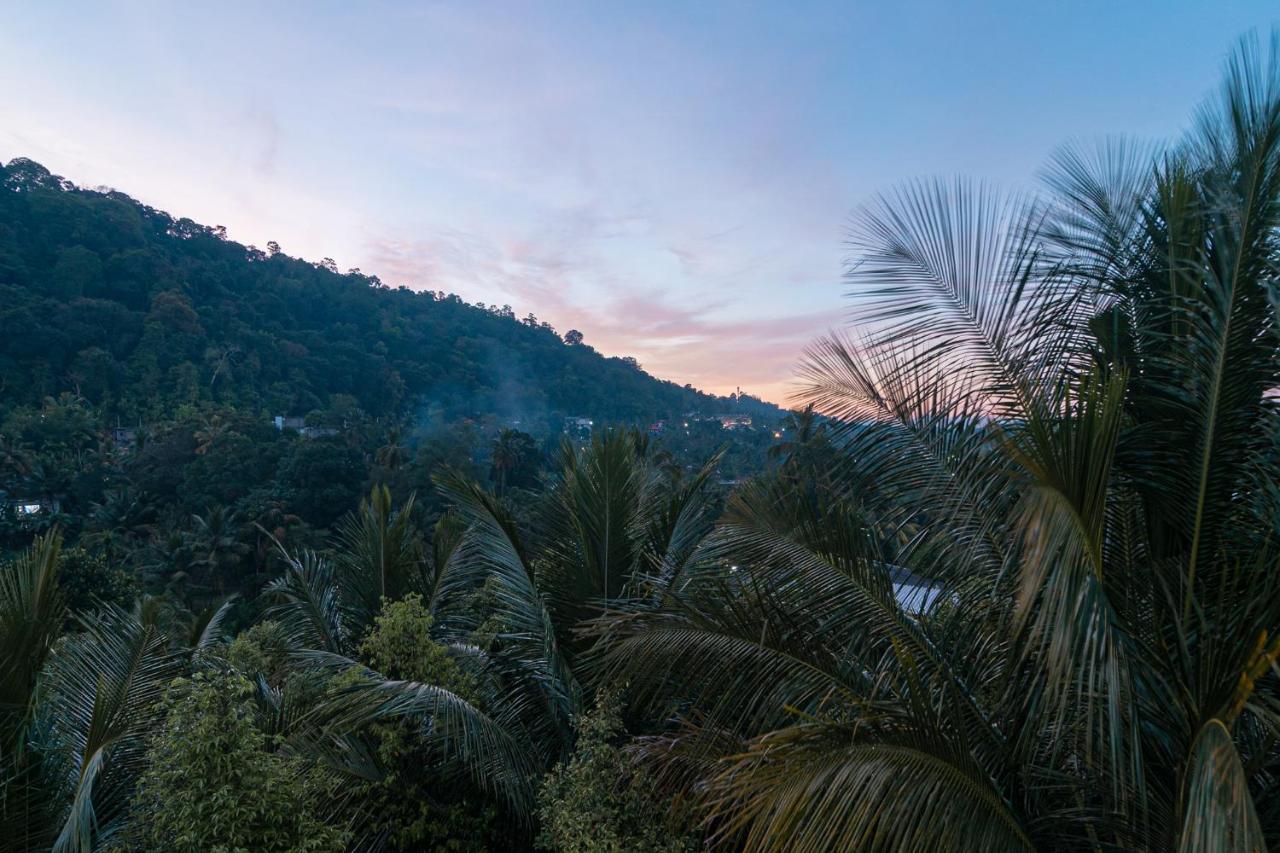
[258,485,544,832]
[257,433,723,835]
[189,505,250,596]
[374,424,410,472]
[595,32,1280,852]
[0,532,227,851]
[489,427,538,495]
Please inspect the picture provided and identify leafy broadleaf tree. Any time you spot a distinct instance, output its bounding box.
[123,670,348,852]
[536,688,693,853]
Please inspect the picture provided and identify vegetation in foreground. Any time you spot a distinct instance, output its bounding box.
[4,29,1280,853]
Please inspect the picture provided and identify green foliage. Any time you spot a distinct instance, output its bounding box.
[337,486,426,638]
[226,620,292,683]
[489,428,542,494]
[339,595,500,851]
[56,546,138,613]
[15,28,1280,853]
[536,689,692,853]
[0,152,778,598]
[1,537,183,851]
[0,155,744,426]
[358,593,472,693]
[356,718,506,853]
[0,530,65,737]
[126,670,347,853]
[275,438,368,529]
[41,605,179,851]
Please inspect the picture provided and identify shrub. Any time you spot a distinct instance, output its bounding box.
[536,689,693,853]
[226,619,291,683]
[126,670,347,852]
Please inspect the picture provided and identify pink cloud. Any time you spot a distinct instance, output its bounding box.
[364,231,836,404]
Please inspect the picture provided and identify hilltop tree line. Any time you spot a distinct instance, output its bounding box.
[0,155,775,424]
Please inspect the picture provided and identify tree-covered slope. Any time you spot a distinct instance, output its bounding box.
[0,157,776,428]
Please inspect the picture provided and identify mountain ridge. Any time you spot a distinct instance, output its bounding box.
[0,156,783,431]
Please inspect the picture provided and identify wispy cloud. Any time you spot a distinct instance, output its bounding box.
[366,228,834,400]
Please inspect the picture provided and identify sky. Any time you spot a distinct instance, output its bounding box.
[1,1,1276,404]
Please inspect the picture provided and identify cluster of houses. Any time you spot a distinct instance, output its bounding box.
[717,414,752,430]
[667,413,754,432]
[562,416,595,440]
[562,412,756,440]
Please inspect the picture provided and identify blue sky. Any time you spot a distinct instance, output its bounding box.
[1,1,1275,403]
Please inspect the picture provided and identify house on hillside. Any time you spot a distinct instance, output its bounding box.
[2,492,60,524]
[718,414,752,430]
[890,567,942,615]
[109,425,138,449]
[563,416,593,440]
[273,415,339,439]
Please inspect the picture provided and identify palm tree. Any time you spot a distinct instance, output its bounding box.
[488,427,535,495]
[262,485,424,655]
[374,424,410,472]
[258,486,545,836]
[0,532,224,851]
[595,32,1280,851]
[192,413,230,456]
[189,506,249,596]
[83,488,156,561]
[255,434,723,836]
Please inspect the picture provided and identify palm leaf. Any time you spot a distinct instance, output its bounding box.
[1176,719,1265,852]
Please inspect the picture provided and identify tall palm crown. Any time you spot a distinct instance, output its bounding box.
[258,431,722,838]
[0,532,215,851]
[596,32,1280,852]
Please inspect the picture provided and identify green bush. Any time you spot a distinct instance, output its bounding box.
[226,619,291,683]
[343,594,503,851]
[126,670,347,853]
[359,593,473,693]
[536,689,693,853]
[58,546,137,613]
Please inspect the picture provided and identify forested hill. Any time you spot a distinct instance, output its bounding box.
[0,156,778,427]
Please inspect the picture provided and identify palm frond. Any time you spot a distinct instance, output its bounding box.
[334,486,426,636]
[188,593,238,653]
[300,650,542,820]
[262,549,347,654]
[42,605,179,851]
[0,530,66,741]
[434,469,581,741]
[701,722,1033,853]
[1176,719,1265,852]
